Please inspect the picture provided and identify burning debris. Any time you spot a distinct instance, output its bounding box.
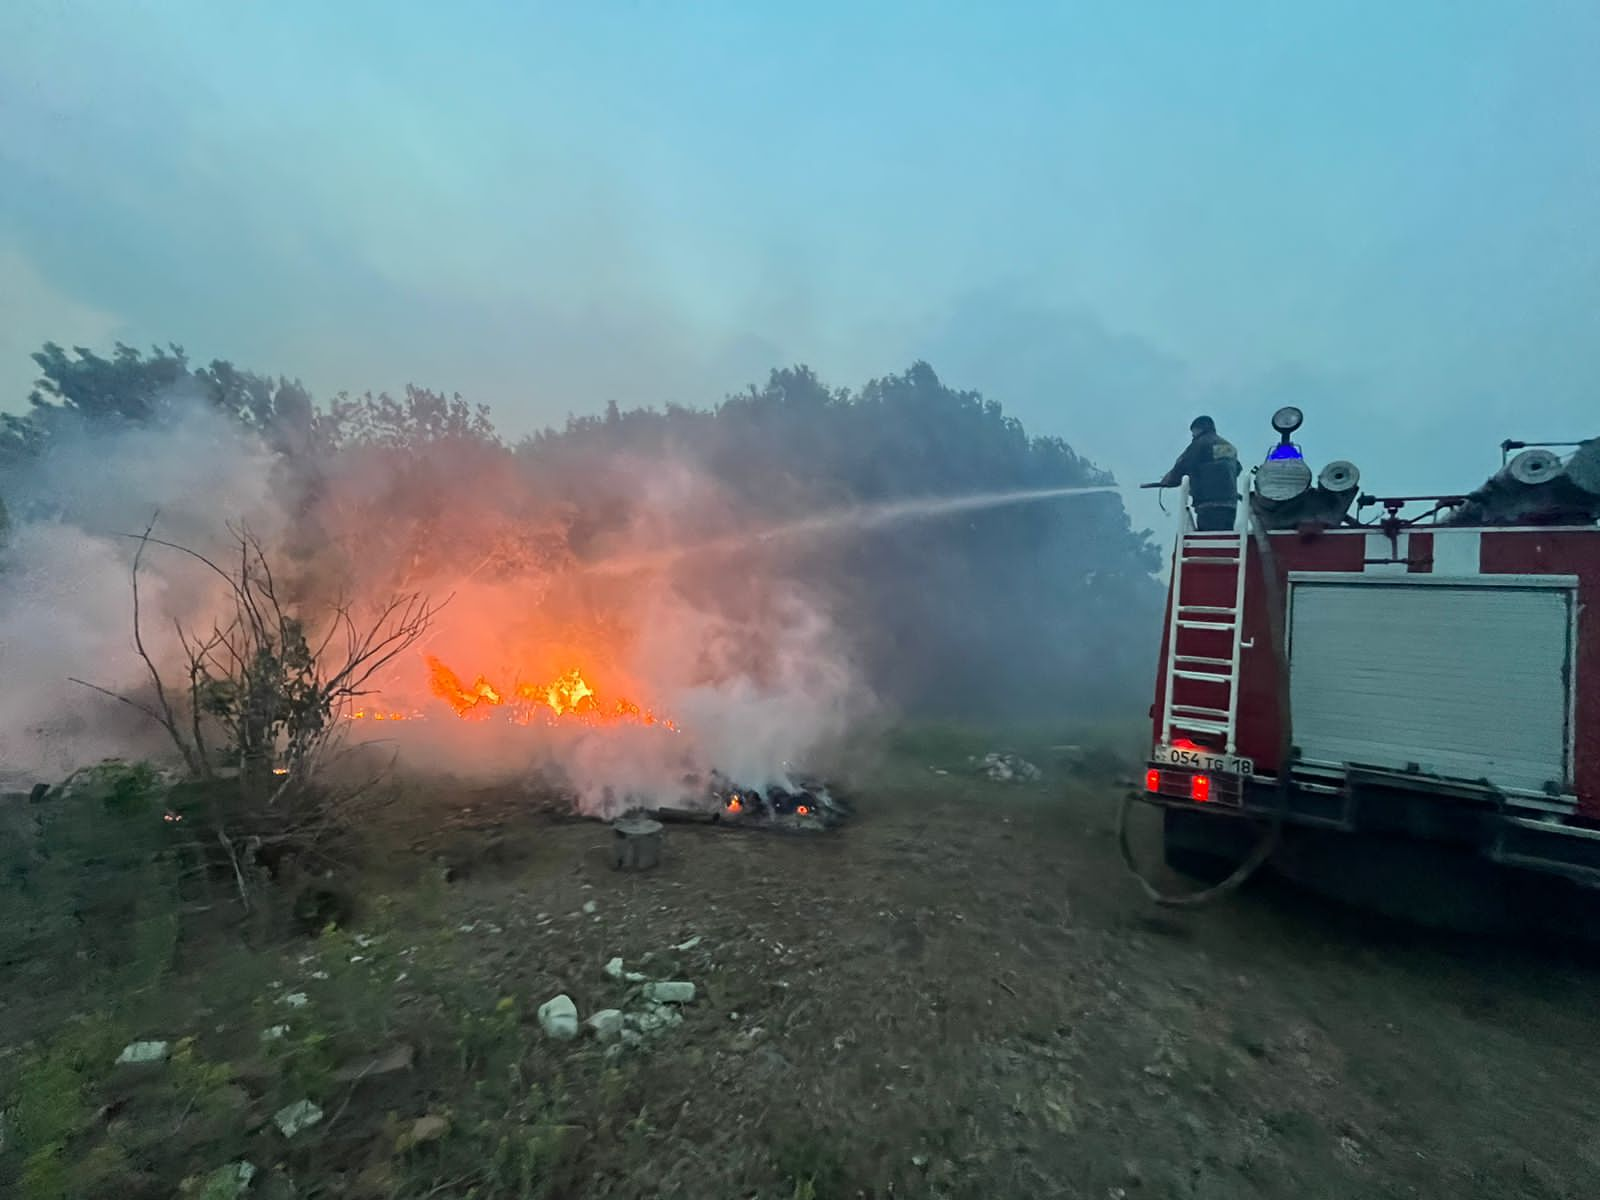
[646,771,848,831]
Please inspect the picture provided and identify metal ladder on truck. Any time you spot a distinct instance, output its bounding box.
[1158,479,1250,754]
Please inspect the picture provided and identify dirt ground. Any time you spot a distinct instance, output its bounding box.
[9,731,1600,1198]
[356,742,1600,1197]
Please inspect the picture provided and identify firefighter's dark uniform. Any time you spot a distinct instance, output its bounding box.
[1159,431,1242,531]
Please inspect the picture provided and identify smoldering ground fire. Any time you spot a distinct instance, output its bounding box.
[0,393,869,813]
[1,360,1141,813]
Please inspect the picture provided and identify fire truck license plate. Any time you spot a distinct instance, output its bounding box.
[1153,745,1254,776]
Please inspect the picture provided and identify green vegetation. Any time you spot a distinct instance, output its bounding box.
[1,335,1163,1195]
[2,341,1161,719]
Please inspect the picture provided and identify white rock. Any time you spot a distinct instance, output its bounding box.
[196,1162,256,1198]
[274,1099,324,1138]
[604,956,648,982]
[260,1025,290,1042]
[586,1008,625,1043]
[409,1114,450,1145]
[115,1040,170,1065]
[282,992,309,1008]
[643,981,695,1005]
[673,935,703,951]
[582,900,598,915]
[631,1004,683,1034]
[537,994,580,1040]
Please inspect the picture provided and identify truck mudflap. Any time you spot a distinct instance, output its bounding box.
[1492,817,1600,885]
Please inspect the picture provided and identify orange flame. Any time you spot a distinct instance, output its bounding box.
[423,656,676,729]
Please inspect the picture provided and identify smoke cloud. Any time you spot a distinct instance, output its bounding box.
[0,394,872,812]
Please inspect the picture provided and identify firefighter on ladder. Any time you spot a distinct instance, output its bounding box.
[1143,415,1243,531]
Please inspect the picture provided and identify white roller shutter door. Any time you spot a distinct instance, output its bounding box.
[1287,578,1573,796]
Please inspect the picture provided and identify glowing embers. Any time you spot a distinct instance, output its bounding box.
[423,656,677,730]
[705,774,846,829]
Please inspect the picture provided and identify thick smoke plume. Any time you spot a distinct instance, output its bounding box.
[0,391,869,813]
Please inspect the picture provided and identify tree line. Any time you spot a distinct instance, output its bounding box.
[1,342,1163,718]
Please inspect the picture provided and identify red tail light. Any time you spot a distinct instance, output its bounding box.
[1145,769,1160,793]
[1190,773,1211,803]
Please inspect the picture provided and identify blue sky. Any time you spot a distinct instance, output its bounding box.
[3,0,1598,531]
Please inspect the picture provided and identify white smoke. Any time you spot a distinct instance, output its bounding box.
[0,399,283,779]
[0,398,873,808]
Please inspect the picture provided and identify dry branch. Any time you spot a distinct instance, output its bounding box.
[71,515,442,908]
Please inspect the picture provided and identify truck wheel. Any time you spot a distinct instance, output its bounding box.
[1162,807,1258,885]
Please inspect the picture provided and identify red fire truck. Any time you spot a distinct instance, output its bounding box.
[1134,407,1600,919]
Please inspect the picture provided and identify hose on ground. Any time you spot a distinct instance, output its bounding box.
[1116,789,1281,908]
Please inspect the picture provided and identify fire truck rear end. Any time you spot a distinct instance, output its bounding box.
[1139,408,1600,914]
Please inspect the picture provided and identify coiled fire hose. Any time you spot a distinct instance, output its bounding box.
[1118,498,1294,908]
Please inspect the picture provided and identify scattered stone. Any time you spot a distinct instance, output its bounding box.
[538,994,580,1040]
[643,980,695,1005]
[274,1099,324,1138]
[334,1043,415,1083]
[260,1025,289,1042]
[912,1154,930,1169]
[587,1009,625,1043]
[582,900,598,916]
[630,1004,683,1034]
[281,992,309,1009]
[193,1161,256,1199]
[672,935,703,952]
[604,955,647,982]
[977,752,1042,783]
[405,1114,450,1148]
[116,1040,170,1065]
